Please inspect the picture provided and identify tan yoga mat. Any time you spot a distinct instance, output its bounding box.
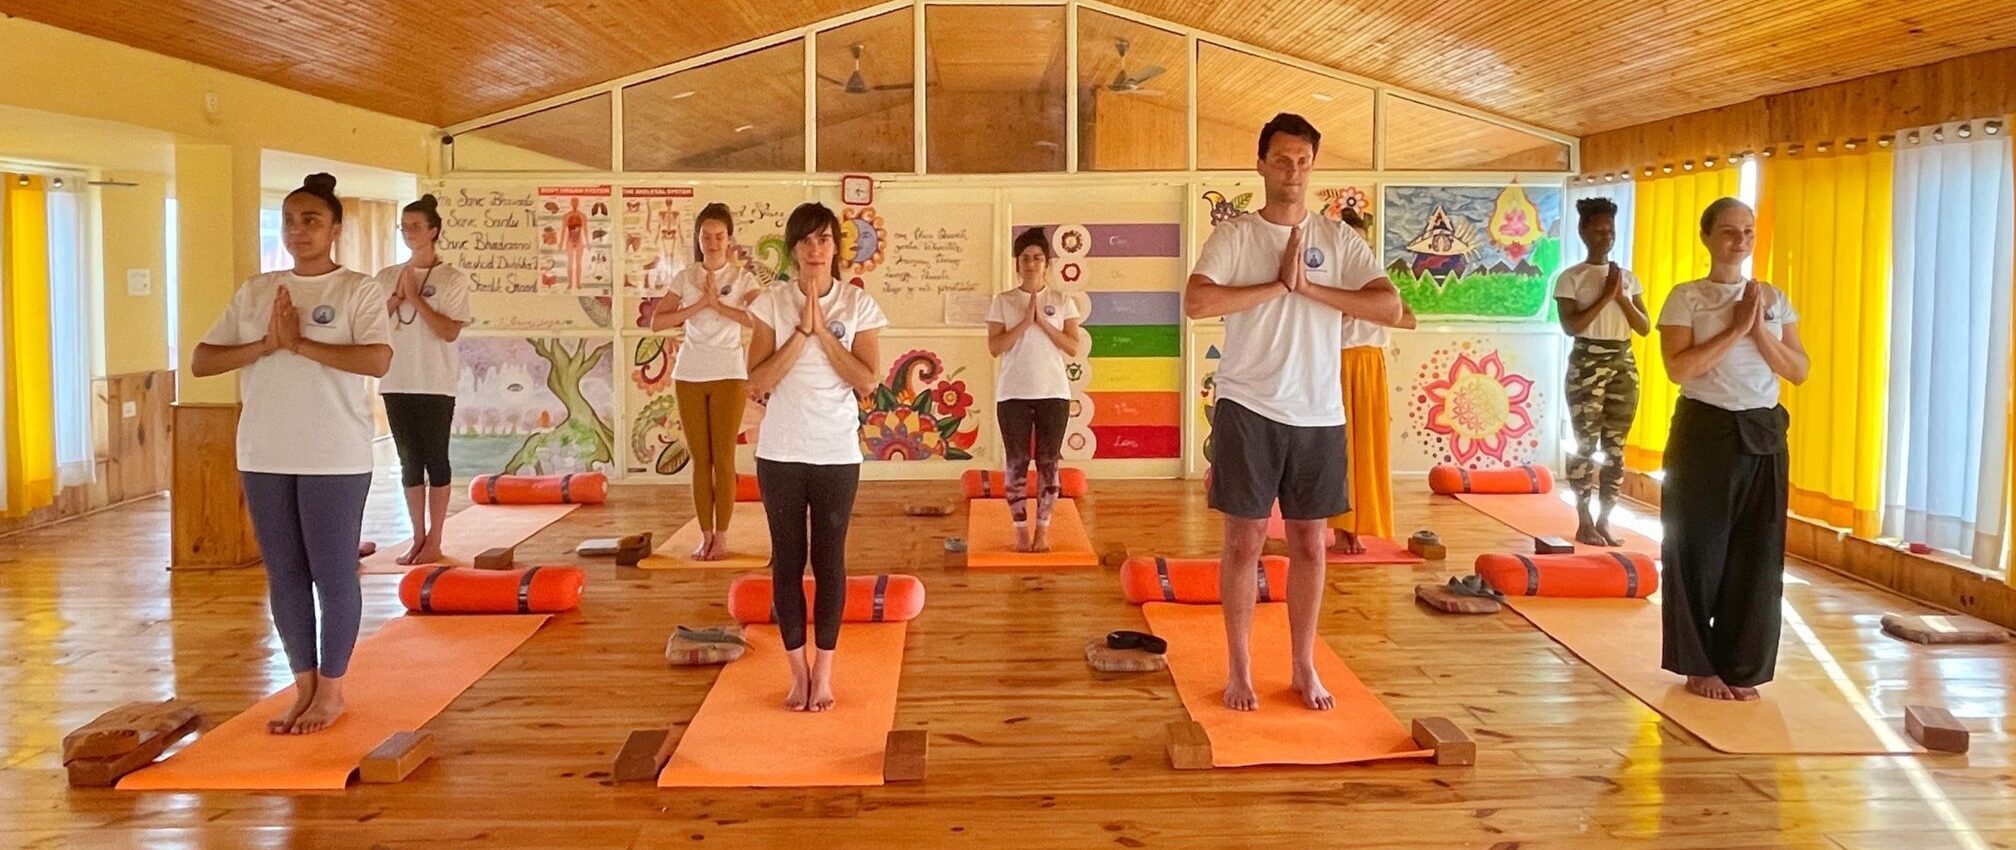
[360,504,579,574]
[638,512,773,570]
[965,498,1098,569]
[1144,602,1432,767]
[1506,596,1921,754]
[659,622,906,787]
[1453,492,1659,553]
[119,614,549,790]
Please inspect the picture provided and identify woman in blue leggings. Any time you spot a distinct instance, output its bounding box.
[192,173,392,734]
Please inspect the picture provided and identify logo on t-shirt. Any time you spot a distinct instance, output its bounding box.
[719,284,733,296]
[1043,305,1057,317]
[420,284,436,297]
[311,305,335,325]
[827,320,847,339]
[1304,247,1326,269]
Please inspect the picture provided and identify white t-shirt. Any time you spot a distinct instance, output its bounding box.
[1553,262,1645,341]
[1191,212,1386,427]
[1339,316,1389,350]
[1657,279,1801,411]
[374,261,472,396]
[201,269,391,475]
[667,263,760,383]
[987,286,1081,401]
[750,281,889,465]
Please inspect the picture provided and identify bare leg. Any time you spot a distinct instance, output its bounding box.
[1284,518,1334,710]
[807,647,836,712]
[784,645,811,710]
[290,674,346,734]
[396,486,428,565]
[409,485,450,564]
[267,671,317,734]
[1219,515,1268,711]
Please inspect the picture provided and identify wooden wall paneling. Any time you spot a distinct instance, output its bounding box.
[169,402,259,569]
[0,370,174,539]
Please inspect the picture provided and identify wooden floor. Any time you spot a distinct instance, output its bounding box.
[4,447,2015,849]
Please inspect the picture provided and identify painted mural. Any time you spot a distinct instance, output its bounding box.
[1381,184,1563,320]
[450,336,617,475]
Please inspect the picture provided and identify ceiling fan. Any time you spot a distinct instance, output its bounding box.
[818,43,913,94]
[1101,39,1166,95]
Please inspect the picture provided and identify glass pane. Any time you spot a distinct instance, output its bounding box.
[926,5,1066,173]
[625,40,806,172]
[1196,44,1372,171]
[1383,95,1570,171]
[817,11,915,173]
[454,93,612,171]
[1077,10,1186,171]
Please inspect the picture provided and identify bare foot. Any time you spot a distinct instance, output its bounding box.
[784,651,810,711]
[1575,521,1609,547]
[808,649,836,712]
[692,531,714,561]
[1732,685,1761,701]
[267,674,316,734]
[1012,526,1032,553]
[1597,519,1626,548]
[396,539,425,566]
[705,532,732,561]
[289,677,346,734]
[1684,675,1741,701]
[357,541,377,558]
[1329,531,1366,555]
[1222,677,1259,712]
[1291,665,1335,710]
[1029,526,1052,553]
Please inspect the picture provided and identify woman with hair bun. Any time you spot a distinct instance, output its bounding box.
[376,194,474,566]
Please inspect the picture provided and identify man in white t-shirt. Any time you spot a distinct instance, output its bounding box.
[1186,114,1403,712]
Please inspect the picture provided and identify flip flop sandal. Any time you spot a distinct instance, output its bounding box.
[1105,629,1169,655]
[1447,575,1504,600]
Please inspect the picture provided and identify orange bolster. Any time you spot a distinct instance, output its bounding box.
[1120,555,1293,605]
[1474,552,1655,598]
[467,473,609,505]
[726,574,926,625]
[734,473,762,502]
[399,566,585,614]
[961,467,1089,500]
[1428,464,1553,495]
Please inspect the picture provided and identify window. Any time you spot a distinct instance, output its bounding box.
[625,41,806,173]
[44,180,93,486]
[926,5,1067,173]
[1382,95,1569,171]
[1077,10,1186,171]
[455,94,613,172]
[1195,44,1374,171]
[817,11,915,173]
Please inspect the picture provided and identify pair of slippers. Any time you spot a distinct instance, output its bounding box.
[1445,574,1504,600]
[675,625,747,646]
[1105,629,1167,655]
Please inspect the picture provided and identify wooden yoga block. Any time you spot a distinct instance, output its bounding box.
[614,533,654,567]
[1905,705,1969,753]
[884,729,929,783]
[612,729,672,782]
[904,502,954,518]
[1533,536,1576,555]
[63,698,202,763]
[1412,716,1477,766]
[1100,543,1130,568]
[1408,538,1447,561]
[1881,613,2010,646]
[1414,584,1501,615]
[1166,720,1213,770]
[359,731,434,784]
[66,713,202,787]
[473,547,515,570]
[576,538,620,557]
[1084,638,1168,673]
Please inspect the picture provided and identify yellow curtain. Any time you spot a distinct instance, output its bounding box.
[1754,151,1892,537]
[1625,167,1742,472]
[336,197,399,274]
[2,174,57,517]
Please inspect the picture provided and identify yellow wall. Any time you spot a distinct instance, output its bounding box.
[98,170,171,376]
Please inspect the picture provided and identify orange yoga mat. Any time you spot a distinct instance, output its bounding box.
[1507,596,1920,754]
[659,622,907,787]
[1143,603,1432,767]
[638,512,773,570]
[1263,507,1421,565]
[118,614,549,790]
[360,504,579,575]
[964,498,1098,569]
[1453,492,1658,554]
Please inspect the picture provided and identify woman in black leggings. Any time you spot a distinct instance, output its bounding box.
[987,227,1082,552]
[375,195,472,565]
[746,203,887,712]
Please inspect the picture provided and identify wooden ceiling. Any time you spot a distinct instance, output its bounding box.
[7,0,2012,137]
